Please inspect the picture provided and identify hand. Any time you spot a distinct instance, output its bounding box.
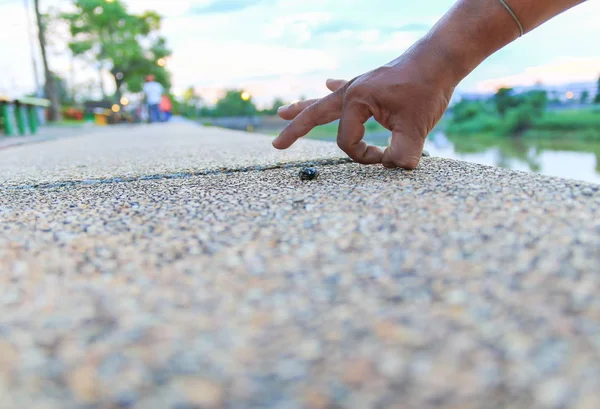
[272,40,457,169]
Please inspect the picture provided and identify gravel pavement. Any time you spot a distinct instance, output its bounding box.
[1,123,600,409]
[0,123,342,187]
[0,123,104,150]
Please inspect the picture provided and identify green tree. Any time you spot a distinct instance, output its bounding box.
[523,90,548,116]
[180,87,203,118]
[500,105,537,135]
[52,73,73,105]
[452,100,483,123]
[61,0,171,101]
[580,90,590,104]
[262,97,286,115]
[213,90,257,117]
[594,77,600,104]
[494,87,518,118]
[34,0,60,121]
[496,91,547,136]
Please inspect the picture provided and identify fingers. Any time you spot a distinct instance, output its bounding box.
[273,90,345,149]
[277,99,319,120]
[326,78,348,92]
[381,125,424,169]
[277,79,348,121]
[337,101,383,164]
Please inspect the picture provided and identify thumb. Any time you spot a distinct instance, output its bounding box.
[326,78,348,92]
[382,125,424,169]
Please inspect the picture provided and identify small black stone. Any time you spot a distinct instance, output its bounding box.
[114,391,137,408]
[299,167,319,181]
[421,150,431,157]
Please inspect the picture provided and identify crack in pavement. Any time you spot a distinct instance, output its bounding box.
[0,157,355,191]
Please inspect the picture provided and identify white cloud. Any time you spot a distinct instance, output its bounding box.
[263,12,331,45]
[360,31,419,53]
[168,40,338,85]
[123,0,199,17]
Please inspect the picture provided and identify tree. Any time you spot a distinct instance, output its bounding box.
[34,0,60,121]
[594,77,600,104]
[53,73,73,105]
[452,100,483,123]
[523,90,548,116]
[213,90,257,117]
[261,97,286,115]
[61,0,171,101]
[180,87,203,118]
[494,87,518,118]
[580,90,590,105]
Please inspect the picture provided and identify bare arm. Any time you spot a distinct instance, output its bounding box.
[273,0,588,168]
[429,0,588,83]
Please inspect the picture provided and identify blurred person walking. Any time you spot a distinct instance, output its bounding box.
[160,94,173,122]
[143,74,164,124]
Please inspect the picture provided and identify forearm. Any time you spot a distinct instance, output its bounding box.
[421,0,587,83]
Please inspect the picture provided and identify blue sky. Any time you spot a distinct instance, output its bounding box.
[0,0,599,107]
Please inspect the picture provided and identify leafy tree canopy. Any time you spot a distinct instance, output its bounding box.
[62,0,171,95]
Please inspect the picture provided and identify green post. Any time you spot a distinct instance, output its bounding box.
[1,102,15,136]
[15,103,28,136]
[28,106,38,134]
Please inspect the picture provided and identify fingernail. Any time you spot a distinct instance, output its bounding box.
[277,105,289,113]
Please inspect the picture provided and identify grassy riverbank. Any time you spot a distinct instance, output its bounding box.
[447,107,600,140]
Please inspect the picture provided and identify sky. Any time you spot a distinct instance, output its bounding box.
[0,0,599,107]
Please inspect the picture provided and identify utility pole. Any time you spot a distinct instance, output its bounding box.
[23,0,41,96]
[33,0,60,121]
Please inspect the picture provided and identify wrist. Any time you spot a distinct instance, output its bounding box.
[418,0,521,84]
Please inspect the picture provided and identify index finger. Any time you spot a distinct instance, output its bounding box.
[272,88,345,150]
[337,101,383,164]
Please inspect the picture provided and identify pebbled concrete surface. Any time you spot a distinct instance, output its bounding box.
[0,123,343,187]
[1,153,600,409]
[0,124,102,150]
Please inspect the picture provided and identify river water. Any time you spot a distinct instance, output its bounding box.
[363,131,600,185]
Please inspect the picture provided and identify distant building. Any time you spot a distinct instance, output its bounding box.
[449,92,494,109]
[512,81,598,103]
[452,80,598,106]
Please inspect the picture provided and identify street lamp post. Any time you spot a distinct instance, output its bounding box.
[23,0,41,96]
[241,91,253,132]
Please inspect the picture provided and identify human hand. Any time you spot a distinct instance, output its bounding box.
[272,40,457,169]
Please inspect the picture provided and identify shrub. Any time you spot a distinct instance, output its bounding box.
[452,100,489,123]
[534,110,600,130]
[446,113,500,135]
[62,106,84,121]
[497,105,537,135]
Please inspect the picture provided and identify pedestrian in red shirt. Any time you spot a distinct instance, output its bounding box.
[160,94,173,122]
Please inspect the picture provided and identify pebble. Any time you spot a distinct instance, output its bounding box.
[68,365,100,403]
[446,289,468,305]
[304,390,330,409]
[534,378,570,408]
[297,339,321,361]
[581,187,594,196]
[343,359,374,386]
[299,167,319,181]
[377,351,406,378]
[0,340,17,372]
[175,377,224,408]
